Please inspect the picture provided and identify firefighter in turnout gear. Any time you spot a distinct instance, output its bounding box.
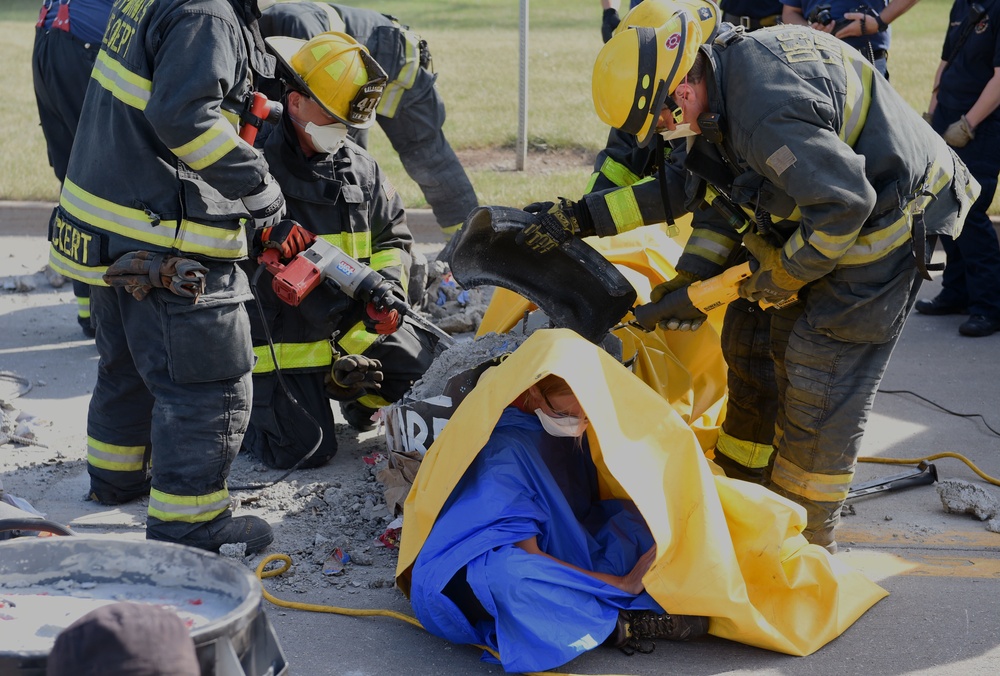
[583,0,779,482]
[49,0,286,555]
[258,1,479,242]
[560,12,980,551]
[241,31,439,470]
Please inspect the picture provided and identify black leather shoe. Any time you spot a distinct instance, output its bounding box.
[914,296,967,316]
[959,314,1000,337]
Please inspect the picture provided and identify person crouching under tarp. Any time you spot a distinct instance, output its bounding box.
[409,373,709,671]
[397,329,887,673]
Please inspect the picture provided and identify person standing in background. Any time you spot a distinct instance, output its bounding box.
[918,0,1000,337]
[31,0,114,337]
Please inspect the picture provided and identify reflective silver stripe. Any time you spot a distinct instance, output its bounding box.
[839,219,911,265]
[377,29,421,118]
[148,488,231,523]
[839,47,872,147]
[686,230,736,265]
[60,179,247,259]
[771,455,852,502]
[171,118,240,171]
[49,249,109,284]
[91,50,151,110]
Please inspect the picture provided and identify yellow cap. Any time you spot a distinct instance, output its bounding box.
[266,31,387,129]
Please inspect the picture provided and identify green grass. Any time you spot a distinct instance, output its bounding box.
[5,0,995,214]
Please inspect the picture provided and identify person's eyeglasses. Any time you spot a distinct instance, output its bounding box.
[540,390,584,420]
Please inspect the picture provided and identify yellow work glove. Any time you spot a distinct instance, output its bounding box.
[738,232,807,305]
[942,115,975,148]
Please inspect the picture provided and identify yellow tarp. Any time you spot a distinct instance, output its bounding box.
[396,329,887,657]
[478,225,729,453]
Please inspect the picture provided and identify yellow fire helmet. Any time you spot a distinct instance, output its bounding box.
[616,0,720,42]
[592,11,703,148]
[266,31,388,129]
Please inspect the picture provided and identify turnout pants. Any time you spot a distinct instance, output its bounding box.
[32,27,98,329]
[87,263,254,541]
[244,319,438,469]
[714,298,778,482]
[764,245,921,546]
[354,66,477,232]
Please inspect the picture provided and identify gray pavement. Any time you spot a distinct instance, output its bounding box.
[2,202,1000,675]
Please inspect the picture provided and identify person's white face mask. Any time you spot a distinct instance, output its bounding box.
[305,121,349,154]
[660,123,697,141]
[534,408,589,438]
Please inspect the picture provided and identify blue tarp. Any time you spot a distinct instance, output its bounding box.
[410,408,662,673]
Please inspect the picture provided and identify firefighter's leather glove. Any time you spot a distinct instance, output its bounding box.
[261,219,315,260]
[363,302,402,335]
[601,8,621,43]
[241,173,286,230]
[739,232,807,305]
[103,251,208,301]
[515,197,595,255]
[942,115,975,148]
[325,354,383,401]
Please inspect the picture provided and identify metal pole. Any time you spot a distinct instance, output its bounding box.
[516,0,528,171]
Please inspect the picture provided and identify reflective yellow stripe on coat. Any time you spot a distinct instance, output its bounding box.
[252,341,333,374]
[59,179,247,260]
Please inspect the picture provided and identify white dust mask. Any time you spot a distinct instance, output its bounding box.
[534,409,589,438]
[660,124,697,141]
[304,121,349,154]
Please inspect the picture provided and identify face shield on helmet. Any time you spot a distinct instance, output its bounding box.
[266,31,388,130]
[592,12,704,148]
[615,0,721,43]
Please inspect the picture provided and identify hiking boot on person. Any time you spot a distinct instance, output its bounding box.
[608,609,709,654]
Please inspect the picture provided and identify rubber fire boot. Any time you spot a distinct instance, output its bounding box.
[148,513,274,556]
[340,400,377,432]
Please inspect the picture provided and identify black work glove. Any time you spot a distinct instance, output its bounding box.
[325,354,383,401]
[363,302,402,335]
[602,8,621,43]
[103,251,208,301]
[633,284,707,331]
[261,219,315,260]
[241,173,286,230]
[515,197,595,255]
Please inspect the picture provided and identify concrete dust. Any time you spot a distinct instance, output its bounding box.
[416,260,492,334]
[408,331,528,401]
[0,238,466,606]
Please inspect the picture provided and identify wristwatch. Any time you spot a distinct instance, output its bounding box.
[874,13,889,31]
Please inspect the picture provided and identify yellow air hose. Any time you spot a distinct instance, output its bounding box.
[859,452,1000,487]
[256,554,596,676]
[255,453,999,675]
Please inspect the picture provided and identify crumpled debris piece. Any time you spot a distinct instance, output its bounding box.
[376,528,401,549]
[362,452,386,466]
[323,547,350,576]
